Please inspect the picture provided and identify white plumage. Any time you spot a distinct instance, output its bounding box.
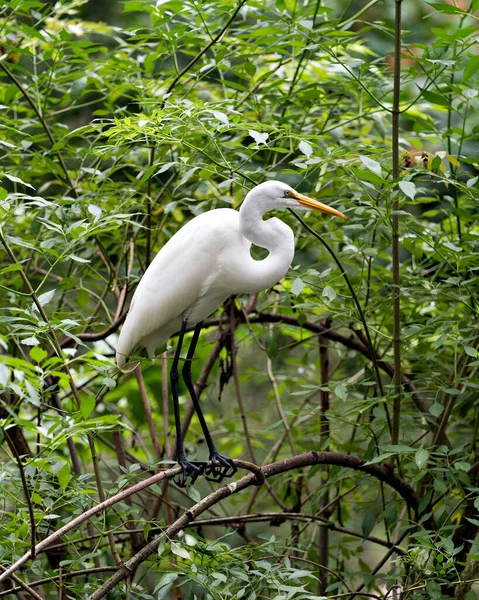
[116,180,345,371]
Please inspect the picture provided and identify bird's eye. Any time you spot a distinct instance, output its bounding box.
[284,190,291,197]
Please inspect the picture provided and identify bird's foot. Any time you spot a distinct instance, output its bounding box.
[204,453,237,483]
[175,459,208,488]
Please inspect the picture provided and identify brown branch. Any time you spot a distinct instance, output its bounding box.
[112,431,143,552]
[228,302,286,510]
[229,302,256,464]
[85,450,417,599]
[0,451,417,586]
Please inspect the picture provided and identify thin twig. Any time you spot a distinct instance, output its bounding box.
[229,302,257,464]
[0,565,44,600]
[87,435,121,566]
[318,325,331,594]
[0,62,74,191]
[391,0,403,448]
[3,432,36,559]
[134,366,162,461]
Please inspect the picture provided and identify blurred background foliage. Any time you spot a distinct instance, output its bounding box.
[0,0,478,598]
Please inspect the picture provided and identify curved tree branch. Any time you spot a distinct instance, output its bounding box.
[0,451,416,587]
[85,451,417,600]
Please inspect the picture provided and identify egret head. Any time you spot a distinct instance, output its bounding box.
[247,180,346,219]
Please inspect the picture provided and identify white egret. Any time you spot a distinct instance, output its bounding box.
[116,180,346,485]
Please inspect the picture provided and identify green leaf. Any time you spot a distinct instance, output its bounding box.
[57,463,71,490]
[69,254,90,263]
[335,383,347,401]
[431,155,443,171]
[265,335,279,359]
[429,402,443,417]
[427,580,442,600]
[322,285,336,302]
[427,2,466,14]
[298,140,313,158]
[415,448,429,469]
[187,485,201,503]
[211,110,229,126]
[463,346,477,358]
[359,155,382,177]
[464,56,479,82]
[362,511,376,537]
[70,76,88,100]
[37,290,55,307]
[88,204,102,221]
[291,278,304,296]
[102,377,116,389]
[30,346,47,363]
[155,573,179,599]
[3,173,35,189]
[423,90,449,107]
[80,396,96,419]
[170,542,191,560]
[0,263,22,275]
[399,181,416,200]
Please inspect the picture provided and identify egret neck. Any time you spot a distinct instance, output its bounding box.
[238,188,295,293]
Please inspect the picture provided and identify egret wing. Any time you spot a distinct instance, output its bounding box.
[116,209,237,369]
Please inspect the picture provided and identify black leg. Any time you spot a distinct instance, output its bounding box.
[170,319,206,487]
[182,321,237,483]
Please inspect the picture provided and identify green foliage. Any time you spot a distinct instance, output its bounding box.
[0,0,478,598]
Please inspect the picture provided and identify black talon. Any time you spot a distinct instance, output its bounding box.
[204,453,237,483]
[175,459,207,487]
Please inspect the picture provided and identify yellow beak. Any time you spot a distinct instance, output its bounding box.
[292,191,347,219]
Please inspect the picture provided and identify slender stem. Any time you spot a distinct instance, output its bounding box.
[391,0,403,448]
[229,303,257,464]
[145,146,154,268]
[288,210,390,432]
[318,326,330,594]
[134,367,162,461]
[4,431,36,560]
[280,0,322,119]
[161,351,172,458]
[339,0,382,28]
[87,435,121,566]
[0,61,75,194]
[162,0,248,104]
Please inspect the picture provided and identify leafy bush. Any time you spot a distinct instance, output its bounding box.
[0,0,478,598]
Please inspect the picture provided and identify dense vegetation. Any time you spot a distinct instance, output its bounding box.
[0,0,478,598]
